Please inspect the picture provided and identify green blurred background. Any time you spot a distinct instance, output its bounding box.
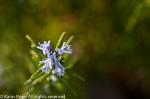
[0,0,150,99]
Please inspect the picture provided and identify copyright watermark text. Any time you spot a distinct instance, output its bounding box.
[0,94,65,99]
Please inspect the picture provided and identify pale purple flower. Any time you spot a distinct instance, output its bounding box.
[40,58,53,73]
[53,53,65,77]
[54,66,65,77]
[37,40,72,77]
[37,41,52,58]
[56,42,72,55]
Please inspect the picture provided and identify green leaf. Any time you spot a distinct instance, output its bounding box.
[24,68,42,85]
[62,78,77,96]
[26,35,37,48]
[66,35,74,44]
[55,32,66,49]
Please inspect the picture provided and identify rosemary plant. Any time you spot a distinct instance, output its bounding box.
[24,32,84,96]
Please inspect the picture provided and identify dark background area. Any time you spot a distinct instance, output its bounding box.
[0,0,150,99]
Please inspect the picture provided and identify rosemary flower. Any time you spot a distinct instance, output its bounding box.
[39,58,53,74]
[53,53,65,77]
[37,41,72,77]
[37,41,52,58]
[56,42,72,55]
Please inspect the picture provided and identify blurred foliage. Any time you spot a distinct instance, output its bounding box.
[0,0,150,99]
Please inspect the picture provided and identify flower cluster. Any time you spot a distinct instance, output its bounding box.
[37,41,72,77]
